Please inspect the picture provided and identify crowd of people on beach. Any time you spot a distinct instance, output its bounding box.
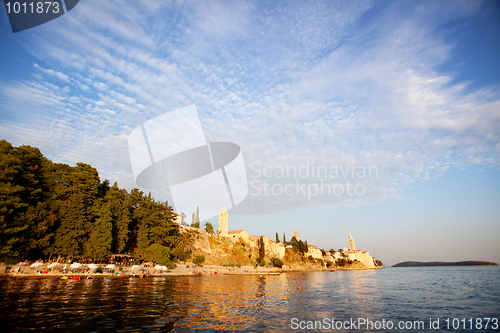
[2,258,295,277]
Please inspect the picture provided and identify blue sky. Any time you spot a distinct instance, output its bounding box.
[1,0,499,265]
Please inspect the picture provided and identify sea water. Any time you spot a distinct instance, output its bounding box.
[0,266,499,332]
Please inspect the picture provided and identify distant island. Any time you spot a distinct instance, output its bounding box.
[393,261,498,267]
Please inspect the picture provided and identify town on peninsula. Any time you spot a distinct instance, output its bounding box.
[0,140,383,277]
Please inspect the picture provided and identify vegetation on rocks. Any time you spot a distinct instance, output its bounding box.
[271,257,284,268]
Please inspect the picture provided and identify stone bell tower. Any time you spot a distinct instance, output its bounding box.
[348,233,356,251]
[218,207,228,237]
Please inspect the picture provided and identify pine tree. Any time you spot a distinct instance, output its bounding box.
[115,203,130,253]
[283,233,286,244]
[290,236,302,253]
[191,212,195,227]
[0,140,48,261]
[0,140,186,263]
[204,222,214,234]
[105,182,130,254]
[132,191,157,255]
[25,202,55,258]
[259,236,265,259]
[196,206,200,226]
[85,204,113,259]
[53,193,90,257]
[275,232,280,243]
[51,162,101,257]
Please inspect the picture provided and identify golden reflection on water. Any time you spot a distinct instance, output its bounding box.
[0,272,398,332]
[1,268,499,332]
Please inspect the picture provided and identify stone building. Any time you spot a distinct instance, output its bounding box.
[172,212,186,226]
[192,206,376,265]
[348,233,356,251]
[248,235,285,259]
[306,245,323,259]
[218,207,228,237]
[343,234,375,268]
[228,229,249,242]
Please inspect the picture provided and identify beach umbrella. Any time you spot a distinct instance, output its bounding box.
[161,266,168,271]
[88,264,98,269]
[48,263,59,268]
[105,264,116,269]
[30,262,44,267]
[70,262,81,269]
[131,265,140,270]
[154,264,162,270]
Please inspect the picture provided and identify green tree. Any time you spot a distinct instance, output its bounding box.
[271,257,284,268]
[25,202,56,258]
[174,230,195,254]
[191,212,195,227]
[114,203,131,253]
[148,201,177,247]
[143,243,171,265]
[290,236,299,253]
[193,254,205,264]
[85,204,113,259]
[204,222,214,234]
[0,141,48,261]
[52,193,90,257]
[132,192,155,255]
[336,258,347,267]
[275,232,280,243]
[122,188,178,256]
[105,182,130,254]
[292,238,308,254]
[0,140,186,263]
[195,206,200,226]
[283,233,286,244]
[49,162,102,257]
[258,236,265,259]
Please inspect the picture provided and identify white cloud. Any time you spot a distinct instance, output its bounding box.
[33,64,70,82]
[0,0,498,215]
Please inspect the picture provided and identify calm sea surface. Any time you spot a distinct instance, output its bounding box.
[1,267,499,332]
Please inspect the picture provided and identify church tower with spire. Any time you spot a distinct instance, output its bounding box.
[348,233,356,251]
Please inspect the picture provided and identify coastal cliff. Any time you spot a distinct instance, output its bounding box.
[188,232,383,271]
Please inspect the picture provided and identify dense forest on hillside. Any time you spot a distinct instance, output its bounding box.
[392,261,498,267]
[0,140,184,265]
